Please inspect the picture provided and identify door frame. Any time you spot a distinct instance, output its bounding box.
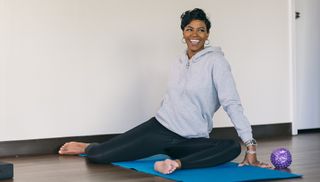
[289,0,298,135]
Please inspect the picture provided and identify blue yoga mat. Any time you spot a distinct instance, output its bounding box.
[112,154,302,182]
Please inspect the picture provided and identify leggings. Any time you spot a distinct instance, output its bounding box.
[85,117,241,169]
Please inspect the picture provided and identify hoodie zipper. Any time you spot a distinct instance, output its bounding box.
[186,62,190,69]
[180,47,215,94]
[183,60,192,94]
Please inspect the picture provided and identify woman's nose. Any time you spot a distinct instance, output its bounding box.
[191,30,199,36]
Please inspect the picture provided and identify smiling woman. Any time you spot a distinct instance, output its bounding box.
[59,8,272,175]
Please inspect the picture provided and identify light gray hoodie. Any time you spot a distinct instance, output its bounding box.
[155,46,253,143]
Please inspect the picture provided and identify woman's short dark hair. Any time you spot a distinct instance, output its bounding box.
[180,8,211,33]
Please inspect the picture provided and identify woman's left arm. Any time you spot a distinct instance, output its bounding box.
[212,56,272,169]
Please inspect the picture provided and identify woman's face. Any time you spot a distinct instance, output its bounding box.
[183,20,209,58]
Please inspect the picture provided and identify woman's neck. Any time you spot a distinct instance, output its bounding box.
[187,47,204,59]
[187,52,195,60]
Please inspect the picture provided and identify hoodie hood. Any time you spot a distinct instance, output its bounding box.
[180,46,224,63]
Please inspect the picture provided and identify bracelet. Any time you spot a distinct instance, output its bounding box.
[246,150,256,154]
[244,139,257,147]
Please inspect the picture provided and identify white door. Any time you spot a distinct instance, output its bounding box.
[295,0,320,130]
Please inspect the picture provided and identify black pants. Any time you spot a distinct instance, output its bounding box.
[85,117,241,169]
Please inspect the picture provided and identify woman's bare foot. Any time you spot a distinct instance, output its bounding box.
[154,159,180,174]
[58,142,89,155]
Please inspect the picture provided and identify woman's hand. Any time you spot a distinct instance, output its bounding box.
[239,145,273,169]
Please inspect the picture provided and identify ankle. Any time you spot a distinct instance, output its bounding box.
[82,143,90,153]
[175,159,182,169]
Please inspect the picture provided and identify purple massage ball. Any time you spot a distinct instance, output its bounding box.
[270,148,292,169]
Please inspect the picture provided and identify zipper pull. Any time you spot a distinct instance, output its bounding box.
[186,62,190,69]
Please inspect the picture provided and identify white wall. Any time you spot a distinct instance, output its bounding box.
[0,0,291,141]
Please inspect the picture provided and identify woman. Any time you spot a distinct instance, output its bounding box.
[59,8,272,174]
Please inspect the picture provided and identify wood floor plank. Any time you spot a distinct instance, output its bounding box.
[1,132,319,182]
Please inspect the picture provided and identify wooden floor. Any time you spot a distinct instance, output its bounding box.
[1,132,319,182]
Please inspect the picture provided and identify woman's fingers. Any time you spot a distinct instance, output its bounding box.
[238,159,249,167]
[258,162,274,169]
[239,160,274,169]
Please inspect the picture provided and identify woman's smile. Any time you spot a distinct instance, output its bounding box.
[190,39,200,45]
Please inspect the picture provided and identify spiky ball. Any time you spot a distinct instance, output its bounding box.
[270,148,292,169]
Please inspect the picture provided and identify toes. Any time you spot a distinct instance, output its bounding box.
[58,147,66,154]
[58,147,65,154]
[58,142,73,154]
[166,159,178,174]
[168,166,176,174]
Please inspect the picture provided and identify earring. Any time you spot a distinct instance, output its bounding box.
[181,38,186,44]
[205,39,210,45]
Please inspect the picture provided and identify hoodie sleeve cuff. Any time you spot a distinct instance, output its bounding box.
[239,132,253,144]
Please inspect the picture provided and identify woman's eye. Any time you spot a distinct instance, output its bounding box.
[199,29,206,32]
[186,28,192,31]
